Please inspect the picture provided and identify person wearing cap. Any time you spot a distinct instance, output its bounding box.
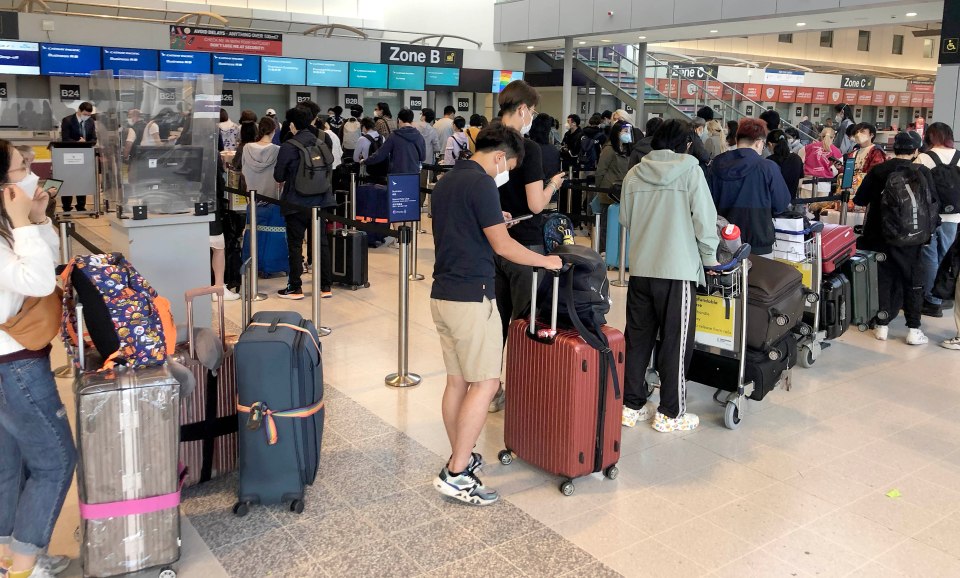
[853,130,934,345]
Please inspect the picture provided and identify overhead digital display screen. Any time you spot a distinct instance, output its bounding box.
[261,57,306,85]
[102,47,158,76]
[349,62,388,89]
[492,70,524,93]
[389,65,425,90]
[40,43,101,77]
[0,41,40,75]
[425,67,460,87]
[213,53,260,84]
[159,50,211,78]
[307,60,348,87]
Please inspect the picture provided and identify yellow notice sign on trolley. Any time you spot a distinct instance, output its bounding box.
[695,295,736,352]
[777,258,813,290]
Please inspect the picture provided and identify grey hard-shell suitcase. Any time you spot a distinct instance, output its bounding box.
[233,311,324,516]
[843,250,885,331]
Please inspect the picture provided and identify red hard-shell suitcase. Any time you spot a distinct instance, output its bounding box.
[821,224,857,275]
[502,269,625,495]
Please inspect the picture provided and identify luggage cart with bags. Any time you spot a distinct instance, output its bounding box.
[773,222,826,368]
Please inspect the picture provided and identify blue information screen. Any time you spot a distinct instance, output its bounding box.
[425,67,459,87]
[102,47,158,76]
[0,41,40,75]
[40,43,101,77]
[389,65,425,90]
[388,174,421,223]
[159,51,211,78]
[307,60,348,87]
[349,62,388,89]
[213,53,260,83]
[261,57,306,85]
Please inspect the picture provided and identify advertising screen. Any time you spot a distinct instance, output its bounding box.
[0,41,40,75]
[213,53,260,83]
[102,47,158,76]
[159,51,211,78]
[261,57,306,85]
[492,70,524,93]
[40,43,101,77]
[389,65,425,90]
[307,60,348,87]
[425,67,460,87]
[349,62,388,88]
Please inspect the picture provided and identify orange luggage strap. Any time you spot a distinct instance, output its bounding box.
[237,399,325,445]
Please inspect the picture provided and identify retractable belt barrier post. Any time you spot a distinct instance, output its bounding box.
[409,221,424,281]
[247,190,267,302]
[311,208,333,338]
[566,167,575,214]
[386,225,422,388]
[611,227,629,288]
[349,173,357,231]
[592,212,601,253]
[59,221,73,265]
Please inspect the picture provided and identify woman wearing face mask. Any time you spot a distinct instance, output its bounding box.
[373,102,396,139]
[529,113,561,182]
[833,104,856,155]
[800,127,842,197]
[703,119,726,160]
[593,120,634,252]
[766,130,805,198]
[849,122,887,195]
[0,141,77,578]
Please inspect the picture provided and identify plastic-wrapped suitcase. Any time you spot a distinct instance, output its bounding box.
[821,224,857,275]
[604,203,629,270]
[234,311,324,516]
[178,287,238,488]
[688,332,797,402]
[76,364,181,578]
[502,272,624,495]
[746,256,806,351]
[816,273,851,340]
[843,250,884,331]
[328,229,370,290]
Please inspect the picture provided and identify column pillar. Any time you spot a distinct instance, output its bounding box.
[562,37,574,120]
[635,42,647,126]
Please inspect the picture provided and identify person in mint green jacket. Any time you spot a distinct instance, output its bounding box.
[619,119,720,434]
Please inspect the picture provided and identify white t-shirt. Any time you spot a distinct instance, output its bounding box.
[137,122,162,147]
[324,129,343,170]
[917,147,960,222]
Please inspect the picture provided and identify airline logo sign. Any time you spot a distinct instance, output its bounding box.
[841,74,875,90]
[829,90,842,103]
[381,43,462,68]
[763,86,779,101]
[886,92,898,106]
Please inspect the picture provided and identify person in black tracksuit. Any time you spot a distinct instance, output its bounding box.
[853,131,933,345]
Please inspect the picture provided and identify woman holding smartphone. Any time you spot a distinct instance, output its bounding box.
[0,141,77,578]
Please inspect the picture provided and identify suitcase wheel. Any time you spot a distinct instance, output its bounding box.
[877,311,889,321]
[604,465,619,480]
[724,402,742,430]
[232,502,250,517]
[854,263,866,273]
[498,450,514,466]
[799,345,817,369]
[291,499,305,514]
[560,480,576,496]
[158,567,177,578]
[858,324,868,332]
[876,252,887,262]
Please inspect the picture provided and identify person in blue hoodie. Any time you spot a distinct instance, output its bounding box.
[708,118,792,256]
[361,108,426,175]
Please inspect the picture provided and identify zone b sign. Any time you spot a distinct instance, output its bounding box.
[381,43,462,69]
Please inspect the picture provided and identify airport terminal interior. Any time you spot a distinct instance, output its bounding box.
[1,0,960,576]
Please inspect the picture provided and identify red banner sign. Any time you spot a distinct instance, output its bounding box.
[898,92,913,106]
[857,91,873,105]
[778,87,797,103]
[871,91,887,106]
[742,84,762,100]
[908,81,935,93]
[843,90,859,104]
[828,89,842,103]
[923,93,935,107]
[812,88,829,104]
[885,92,899,106]
[705,81,723,98]
[761,85,780,102]
[910,93,925,106]
[795,87,813,103]
[170,25,283,56]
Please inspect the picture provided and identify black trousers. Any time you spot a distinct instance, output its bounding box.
[624,277,696,419]
[494,245,545,342]
[284,211,332,291]
[877,244,924,329]
[61,195,87,211]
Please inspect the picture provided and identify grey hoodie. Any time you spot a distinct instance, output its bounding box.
[242,142,281,199]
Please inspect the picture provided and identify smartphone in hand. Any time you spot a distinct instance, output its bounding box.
[41,179,64,197]
[505,214,534,226]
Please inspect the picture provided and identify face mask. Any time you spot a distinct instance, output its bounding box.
[520,109,533,136]
[857,134,871,145]
[80,114,91,122]
[494,156,510,188]
[619,132,633,144]
[13,172,40,200]
[374,111,381,118]
[835,114,843,123]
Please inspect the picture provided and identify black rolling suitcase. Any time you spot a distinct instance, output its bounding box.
[815,274,851,340]
[328,229,370,290]
[233,311,324,516]
[843,250,884,331]
[746,256,806,351]
[688,333,797,402]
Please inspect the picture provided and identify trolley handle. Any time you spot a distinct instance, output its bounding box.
[529,264,571,343]
[707,243,752,274]
[774,221,825,237]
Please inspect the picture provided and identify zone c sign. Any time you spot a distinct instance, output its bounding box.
[381,43,462,69]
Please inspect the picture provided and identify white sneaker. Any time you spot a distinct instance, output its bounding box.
[906,328,929,346]
[874,325,889,341]
[622,402,657,428]
[942,336,960,351]
[652,412,700,433]
[221,287,240,302]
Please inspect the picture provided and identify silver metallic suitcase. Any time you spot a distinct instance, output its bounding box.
[75,364,181,578]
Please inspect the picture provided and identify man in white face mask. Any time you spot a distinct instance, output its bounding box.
[488,80,565,413]
[59,101,96,212]
[429,122,562,506]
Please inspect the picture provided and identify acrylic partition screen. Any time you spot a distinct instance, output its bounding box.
[100,70,219,214]
[88,70,120,205]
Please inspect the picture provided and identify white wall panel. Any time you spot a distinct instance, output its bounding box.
[498,1,530,43]
[673,0,721,25]
[593,0,633,33]
[630,0,674,29]
[528,0,561,40]
[723,0,775,20]
[777,0,840,12]
[558,0,594,37]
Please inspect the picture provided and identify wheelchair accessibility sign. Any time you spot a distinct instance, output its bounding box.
[695,295,736,352]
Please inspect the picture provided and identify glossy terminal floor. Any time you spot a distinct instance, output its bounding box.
[48,215,960,578]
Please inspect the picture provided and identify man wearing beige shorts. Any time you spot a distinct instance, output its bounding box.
[430,122,562,506]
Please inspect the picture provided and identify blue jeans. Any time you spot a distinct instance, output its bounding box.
[0,355,77,556]
[923,221,959,306]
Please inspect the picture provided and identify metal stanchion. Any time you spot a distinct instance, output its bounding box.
[58,221,73,264]
[611,226,629,287]
[386,225,421,388]
[311,208,333,337]
[409,221,424,281]
[247,190,267,301]
[349,173,357,231]
[592,211,601,253]
[566,167,574,213]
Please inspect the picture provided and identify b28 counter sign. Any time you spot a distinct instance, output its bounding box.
[344,93,360,107]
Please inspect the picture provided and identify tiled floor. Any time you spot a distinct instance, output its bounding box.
[48,216,960,577]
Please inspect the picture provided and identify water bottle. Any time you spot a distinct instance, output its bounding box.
[720,223,742,258]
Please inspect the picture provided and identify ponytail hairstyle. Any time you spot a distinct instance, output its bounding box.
[766,129,791,160]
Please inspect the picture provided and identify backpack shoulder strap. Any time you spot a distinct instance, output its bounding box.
[951,150,960,167]
[930,151,945,167]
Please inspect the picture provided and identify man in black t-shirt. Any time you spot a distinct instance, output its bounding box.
[490,81,565,413]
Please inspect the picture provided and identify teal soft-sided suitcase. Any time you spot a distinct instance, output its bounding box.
[842,250,884,331]
[605,203,629,270]
[234,311,324,516]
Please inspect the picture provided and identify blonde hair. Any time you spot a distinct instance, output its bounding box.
[706,119,723,136]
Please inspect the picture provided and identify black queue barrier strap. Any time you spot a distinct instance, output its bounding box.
[226,189,397,238]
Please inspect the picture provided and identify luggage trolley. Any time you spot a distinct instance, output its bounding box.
[773,222,825,368]
[691,246,754,430]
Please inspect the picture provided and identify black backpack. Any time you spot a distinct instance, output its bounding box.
[289,138,334,196]
[929,150,960,214]
[578,133,602,171]
[362,133,388,178]
[881,165,939,247]
[454,136,472,160]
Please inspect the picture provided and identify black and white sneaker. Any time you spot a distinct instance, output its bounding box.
[434,467,499,506]
[278,287,304,300]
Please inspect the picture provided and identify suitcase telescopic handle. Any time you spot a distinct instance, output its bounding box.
[185,286,227,360]
[529,268,561,338]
